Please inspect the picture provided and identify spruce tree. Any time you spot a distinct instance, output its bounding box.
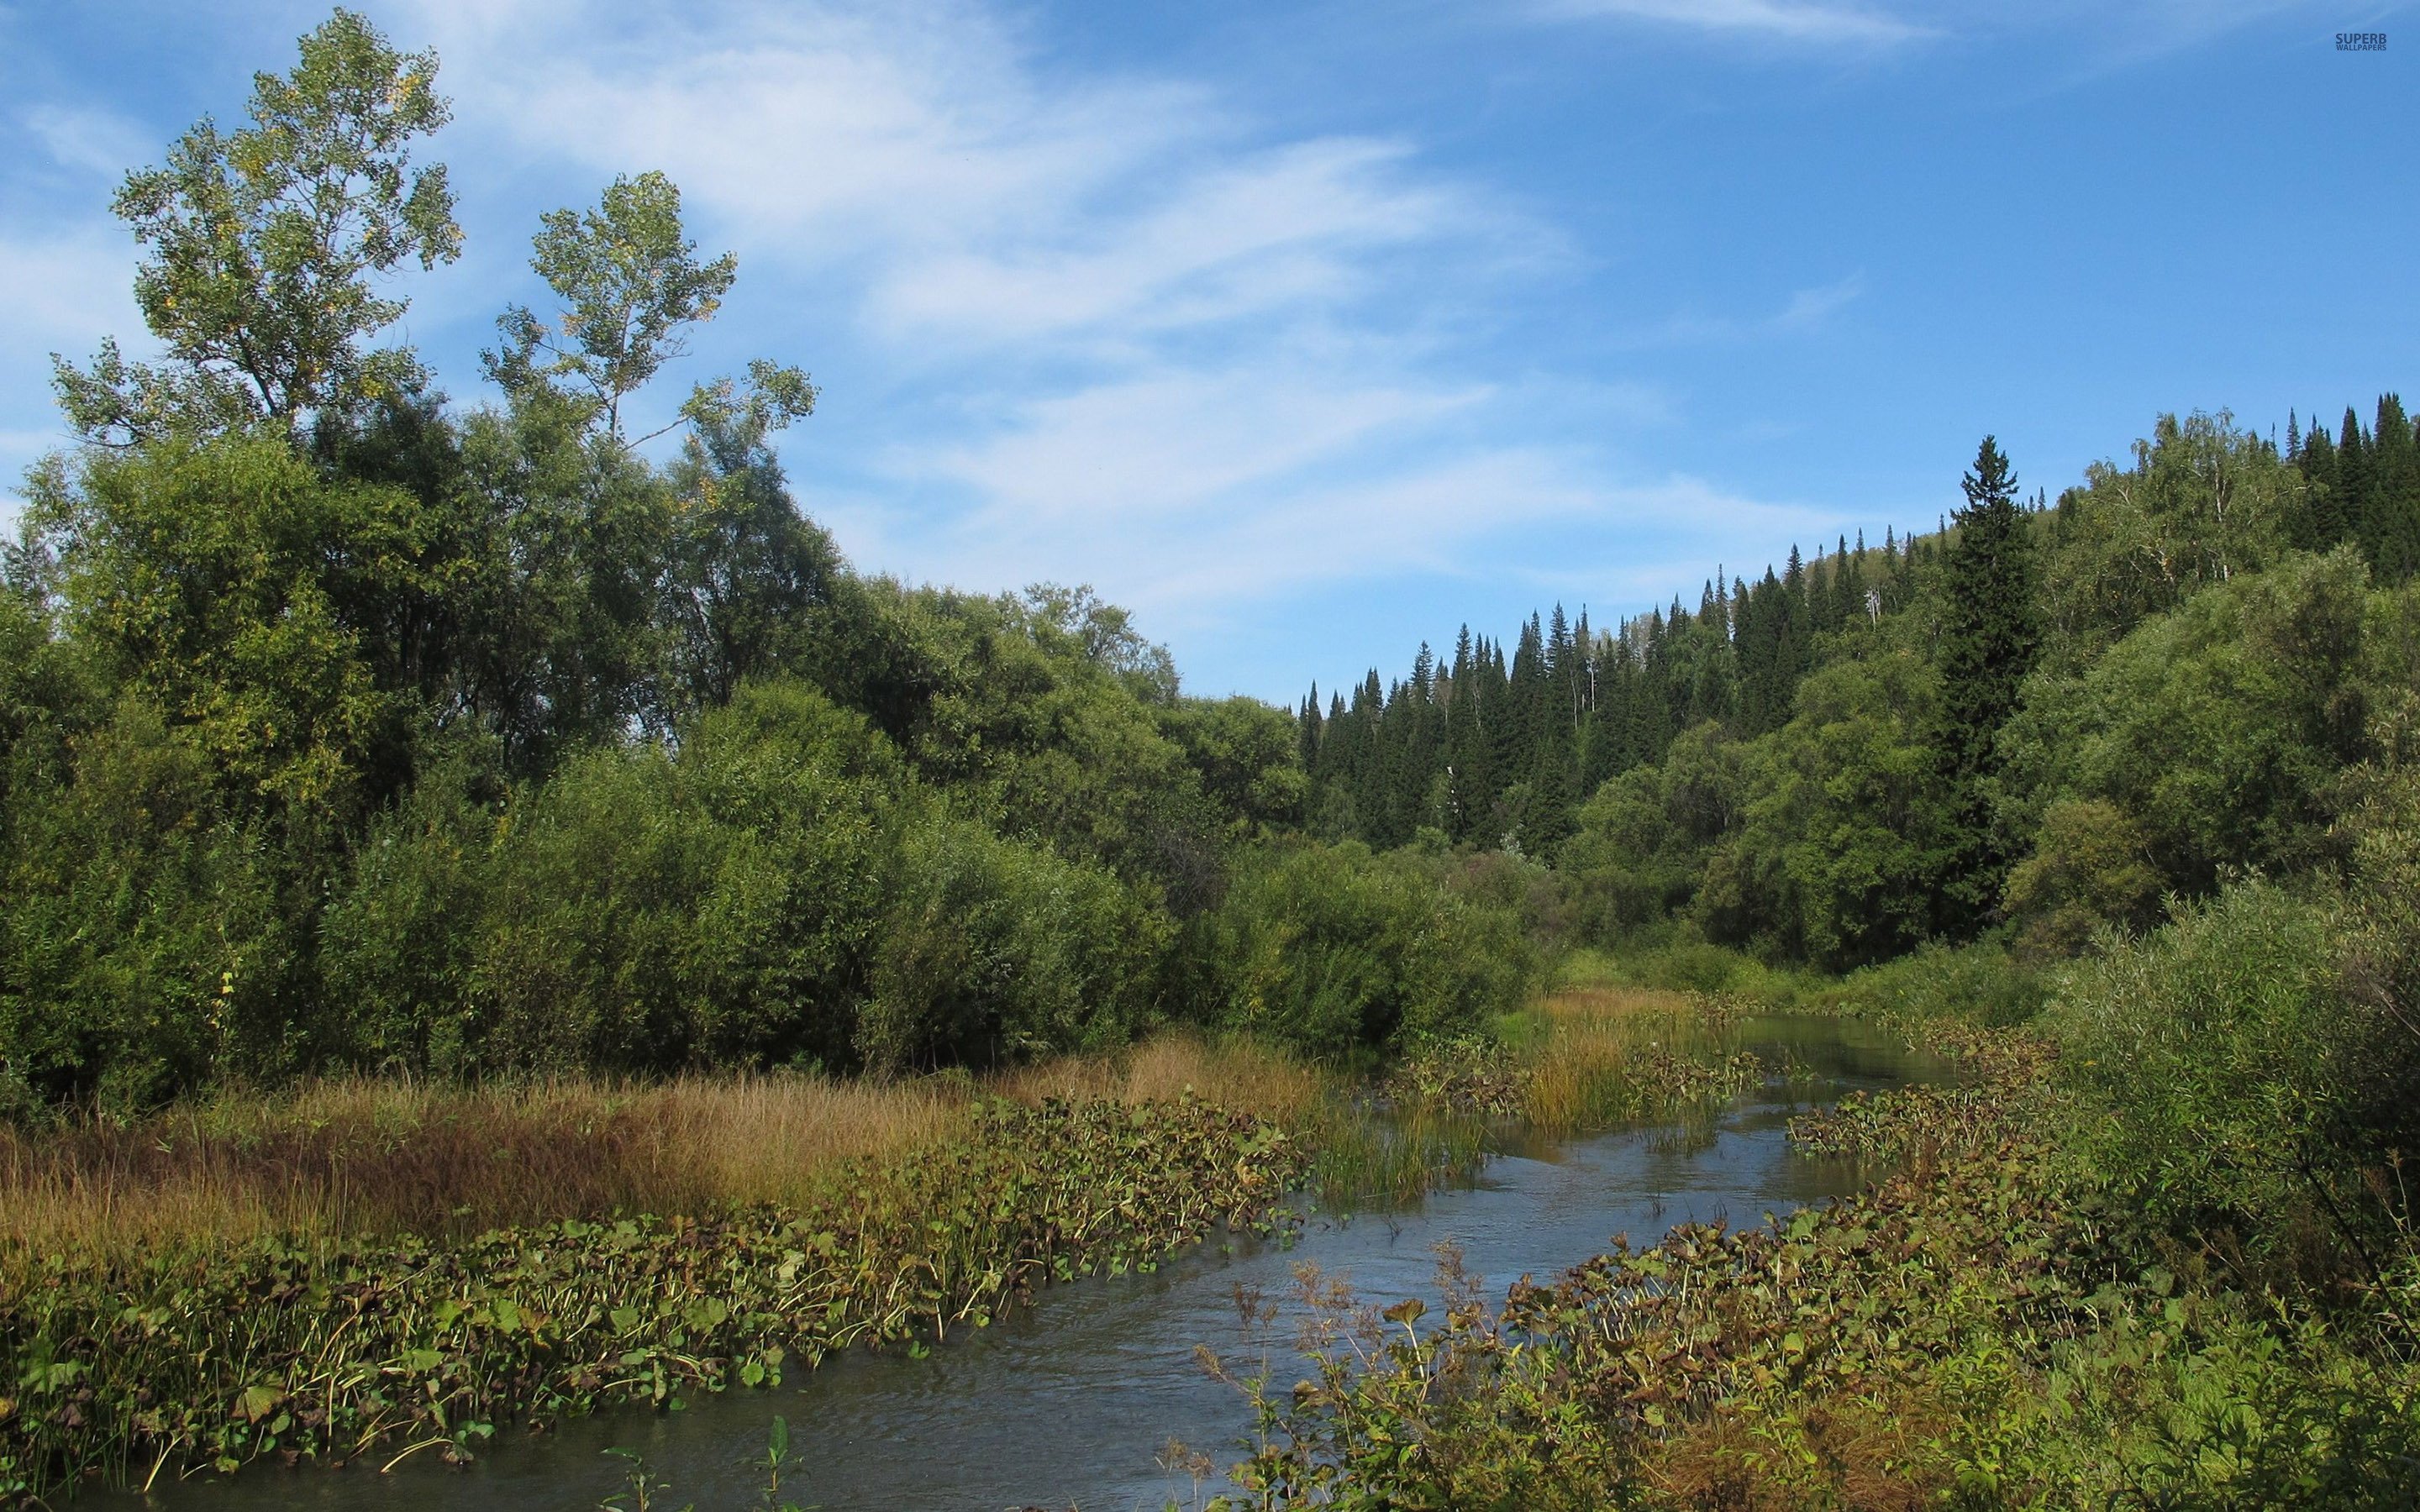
[1936,435,2039,936]
[2370,395,2419,584]
[2298,419,2343,549]
[2339,407,2373,563]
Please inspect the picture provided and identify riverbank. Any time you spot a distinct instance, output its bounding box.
[1,980,1788,1504]
[1225,1007,2420,1509]
[0,1035,1332,1503]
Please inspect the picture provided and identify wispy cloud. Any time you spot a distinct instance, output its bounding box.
[1625,273,1866,347]
[0,228,139,357]
[22,104,150,181]
[392,0,1725,641]
[1533,0,1931,45]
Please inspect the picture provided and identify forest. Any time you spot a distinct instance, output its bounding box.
[5,11,2420,1509]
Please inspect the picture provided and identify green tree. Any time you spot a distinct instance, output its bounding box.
[1935,435,2039,933]
[2001,797,2162,960]
[1727,654,1954,968]
[487,171,739,441]
[55,9,460,443]
[2000,549,2396,895]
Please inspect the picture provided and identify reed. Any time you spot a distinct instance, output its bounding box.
[0,1034,1313,1271]
[1484,983,1761,1137]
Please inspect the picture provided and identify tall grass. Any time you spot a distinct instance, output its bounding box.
[0,1034,1306,1269]
[1512,982,1758,1137]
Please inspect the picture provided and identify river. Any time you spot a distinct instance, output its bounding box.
[103,1015,1938,1511]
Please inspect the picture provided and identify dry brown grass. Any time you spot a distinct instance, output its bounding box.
[999,1032,1323,1126]
[1523,984,1734,1136]
[1646,1394,1955,1510]
[0,1033,1317,1267]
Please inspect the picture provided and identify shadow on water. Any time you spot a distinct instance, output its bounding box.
[102,1017,1943,1512]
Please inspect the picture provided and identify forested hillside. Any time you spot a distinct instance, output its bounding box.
[1305,408,2420,969]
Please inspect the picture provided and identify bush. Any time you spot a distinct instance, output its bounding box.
[1198,841,1538,1059]
[0,697,293,1109]
[860,815,1169,1071]
[2048,879,2415,1290]
[1825,938,2048,1030]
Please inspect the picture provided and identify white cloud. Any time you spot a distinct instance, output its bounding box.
[904,361,1486,527]
[1628,273,1866,346]
[394,0,1824,659]
[426,0,1205,250]
[1772,273,1866,330]
[867,138,1473,349]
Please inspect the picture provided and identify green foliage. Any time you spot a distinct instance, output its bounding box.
[0,699,290,1108]
[862,813,1169,1071]
[1824,937,2049,1031]
[1197,842,1538,1059]
[2002,548,2399,895]
[1560,722,1742,937]
[487,171,739,439]
[27,428,460,817]
[2049,879,2420,1291]
[55,10,459,440]
[1933,434,2042,933]
[2002,797,2162,959]
[1726,652,1954,967]
[2039,411,2299,664]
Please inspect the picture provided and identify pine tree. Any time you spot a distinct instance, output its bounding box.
[1936,435,2039,936]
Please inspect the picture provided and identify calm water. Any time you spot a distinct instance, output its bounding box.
[103,1016,1939,1512]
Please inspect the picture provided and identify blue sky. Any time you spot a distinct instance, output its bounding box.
[0,0,2411,702]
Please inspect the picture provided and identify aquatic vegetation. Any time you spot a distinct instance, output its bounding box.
[1214,1139,2420,1509]
[1394,985,1766,1137]
[0,1096,1306,1501]
[1301,1100,1491,1210]
[1786,1025,2053,1161]
[1786,1081,2024,1160]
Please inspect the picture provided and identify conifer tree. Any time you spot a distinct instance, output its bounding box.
[2297,418,2344,549]
[2369,395,2418,583]
[2338,407,2372,557]
[1936,435,2039,935]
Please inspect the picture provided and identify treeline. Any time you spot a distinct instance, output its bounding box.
[0,13,1542,1114]
[1300,524,1954,857]
[1308,409,2420,969]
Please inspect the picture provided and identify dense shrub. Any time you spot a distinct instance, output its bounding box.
[861,814,1169,1070]
[0,698,293,1108]
[1197,842,1538,1059]
[2049,879,2420,1291]
[1825,937,2049,1030]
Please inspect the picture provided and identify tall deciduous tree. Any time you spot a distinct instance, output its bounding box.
[487,171,738,441]
[55,9,460,443]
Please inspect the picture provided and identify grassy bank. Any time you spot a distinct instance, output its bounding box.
[0,1037,1318,1501]
[0,981,1808,1503]
[0,1037,1318,1266]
